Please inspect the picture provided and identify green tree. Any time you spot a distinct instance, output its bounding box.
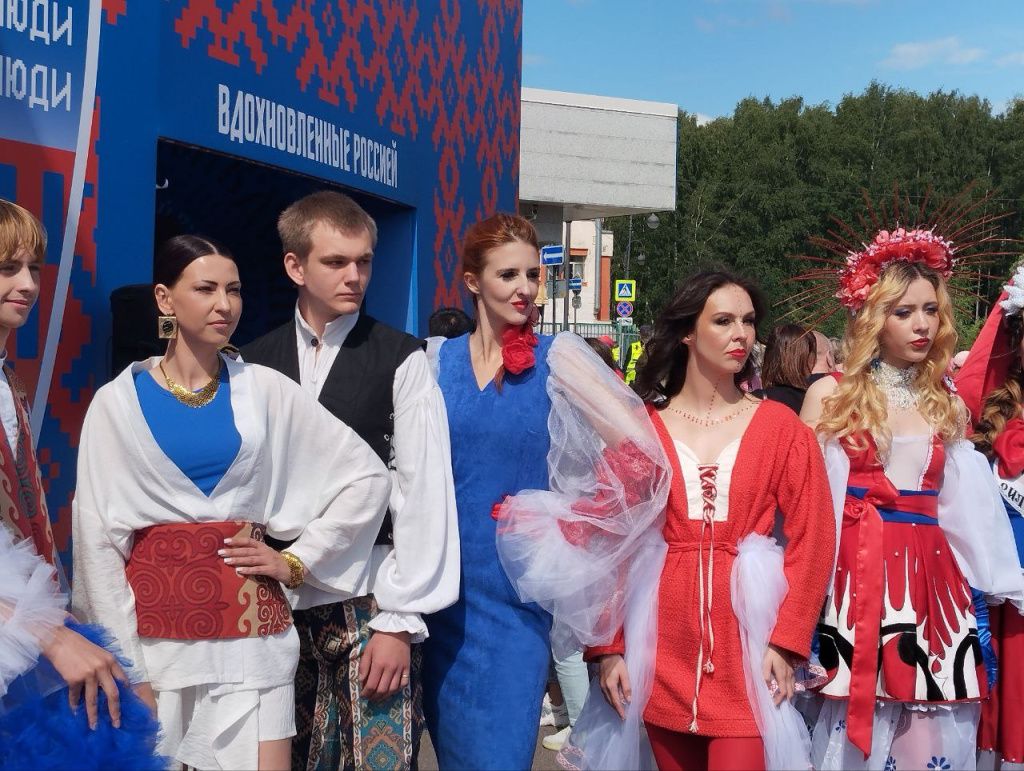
[608,83,1021,350]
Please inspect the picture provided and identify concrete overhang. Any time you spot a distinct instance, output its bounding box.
[519,87,678,232]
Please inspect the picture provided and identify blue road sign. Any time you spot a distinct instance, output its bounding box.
[568,276,583,292]
[541,244,565,266]
[616,301,634,318]
[615,280,636,302]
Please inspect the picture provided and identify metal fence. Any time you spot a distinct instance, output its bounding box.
[537,322,641,369]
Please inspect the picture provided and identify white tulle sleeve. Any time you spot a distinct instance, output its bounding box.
[822,439,850,597]
[0,526,68,697]
[496,331,671,655]
[732,534,813,771]
[496,332,671,770]
[939,440,1024,609]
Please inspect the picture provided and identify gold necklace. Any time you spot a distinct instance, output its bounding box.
[159,358,222,408]
[666,399,757,427]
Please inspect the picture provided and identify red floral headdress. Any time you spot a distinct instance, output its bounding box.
[837,228,955,310]
[789,186,1014,324]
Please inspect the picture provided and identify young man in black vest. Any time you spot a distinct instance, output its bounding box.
[243,191,458,771]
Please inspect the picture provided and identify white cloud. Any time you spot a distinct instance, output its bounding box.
[880,37,985,70]
[523,52,548,67]
[998,52,1024,67]
[695,113,714,126]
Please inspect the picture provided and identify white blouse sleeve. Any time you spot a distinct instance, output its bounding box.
[939,440,1024,609]
[0,526,67,696]
[424,336,445,379]
[260,371,392,604]
[367,350,459,640]
[70,401,149,682]
[822,438,850,597]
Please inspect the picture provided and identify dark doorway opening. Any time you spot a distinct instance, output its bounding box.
[151,139,416,345]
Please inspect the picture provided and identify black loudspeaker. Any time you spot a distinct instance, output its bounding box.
[110,284,165,378]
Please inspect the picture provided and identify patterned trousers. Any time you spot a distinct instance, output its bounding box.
[292,596,424,771]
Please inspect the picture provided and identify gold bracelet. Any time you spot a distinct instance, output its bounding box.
[281,551,305,589]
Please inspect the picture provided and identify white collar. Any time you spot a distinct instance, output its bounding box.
[294,305,359,348]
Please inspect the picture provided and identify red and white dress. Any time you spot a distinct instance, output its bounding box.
[584,401,836,766]
[493,338,836,770]
[812,429,1024,771]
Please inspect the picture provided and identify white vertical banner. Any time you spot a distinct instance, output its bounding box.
[30,0,103,441]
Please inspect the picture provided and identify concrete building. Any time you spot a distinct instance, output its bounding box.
[519,87,677,324]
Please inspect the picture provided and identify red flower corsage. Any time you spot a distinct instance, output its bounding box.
[993,417,1024,478]
[501,324,538,375]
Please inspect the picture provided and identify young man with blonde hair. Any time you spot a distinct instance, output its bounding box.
[244,190,458,771]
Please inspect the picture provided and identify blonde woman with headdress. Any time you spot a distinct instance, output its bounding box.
[799,215,1024,771]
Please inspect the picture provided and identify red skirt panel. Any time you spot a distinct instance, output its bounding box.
[818,515,987,703]
[978,603,1024,763]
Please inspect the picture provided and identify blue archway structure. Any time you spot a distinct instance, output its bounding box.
[0,0,523,563]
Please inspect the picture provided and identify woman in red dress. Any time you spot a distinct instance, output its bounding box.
[498,269,836,771]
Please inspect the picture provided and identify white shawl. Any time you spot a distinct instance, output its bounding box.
[71,356,391,689]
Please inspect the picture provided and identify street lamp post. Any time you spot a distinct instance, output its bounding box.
[624,215,634,279]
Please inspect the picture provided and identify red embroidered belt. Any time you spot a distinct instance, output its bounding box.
[125,521,292,640]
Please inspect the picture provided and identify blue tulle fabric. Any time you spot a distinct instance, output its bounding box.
[0,621,164,770]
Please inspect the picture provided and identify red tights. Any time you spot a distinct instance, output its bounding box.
[647,724,765,771]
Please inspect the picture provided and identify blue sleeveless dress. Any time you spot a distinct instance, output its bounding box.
[422,333,554,770]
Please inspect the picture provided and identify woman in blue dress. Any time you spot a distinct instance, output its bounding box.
[422,213,553,769]
[422,213,673,770]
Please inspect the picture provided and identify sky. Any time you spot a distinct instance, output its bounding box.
[522,0,1024,122]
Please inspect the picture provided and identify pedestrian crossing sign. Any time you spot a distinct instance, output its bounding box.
[614,280,636,302]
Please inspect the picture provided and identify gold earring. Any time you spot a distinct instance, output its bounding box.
[158,315,178,339]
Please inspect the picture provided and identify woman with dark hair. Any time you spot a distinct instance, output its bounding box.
[755,323,817,413]
[955,266,1024,771]
[421,214,670,769]
[497,269,835,770]
[584,336,620,374]
[71,235,391,770]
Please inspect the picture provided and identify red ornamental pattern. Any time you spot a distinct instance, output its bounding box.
[126,520,292,640]
[170,0,522,310]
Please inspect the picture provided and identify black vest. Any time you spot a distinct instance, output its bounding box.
[242,314,425,545]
